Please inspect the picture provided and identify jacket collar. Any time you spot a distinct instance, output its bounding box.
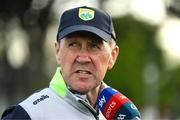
[49,67,67,97]
[49,67,99,116]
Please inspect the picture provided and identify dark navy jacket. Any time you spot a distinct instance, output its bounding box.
[1,105,31,119]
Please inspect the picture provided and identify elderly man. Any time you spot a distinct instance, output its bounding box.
[1,6,140,120]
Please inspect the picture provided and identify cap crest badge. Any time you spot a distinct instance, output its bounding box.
[79,8,94,21]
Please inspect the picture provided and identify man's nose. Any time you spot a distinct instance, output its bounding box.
[76,50,91,63]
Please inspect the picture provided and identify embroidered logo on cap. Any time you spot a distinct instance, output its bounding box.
[79,8,94,21]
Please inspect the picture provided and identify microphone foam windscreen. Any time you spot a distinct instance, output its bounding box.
[97,87,141,120]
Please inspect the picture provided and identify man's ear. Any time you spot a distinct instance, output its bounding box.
[108,45,119,70]
[55,41,60,53]
[55,41,61,64]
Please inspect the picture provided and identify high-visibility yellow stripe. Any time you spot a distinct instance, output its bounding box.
[49,67,67,97]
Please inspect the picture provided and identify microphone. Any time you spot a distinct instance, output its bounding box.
[97,86,141,120]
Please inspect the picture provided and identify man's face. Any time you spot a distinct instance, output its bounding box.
[55,32,119,94]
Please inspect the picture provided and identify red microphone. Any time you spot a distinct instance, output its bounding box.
[97,86,141,120]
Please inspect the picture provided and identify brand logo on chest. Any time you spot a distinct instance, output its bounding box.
[33,95,49,105]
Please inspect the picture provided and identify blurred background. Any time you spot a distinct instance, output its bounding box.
[0,0,180,119]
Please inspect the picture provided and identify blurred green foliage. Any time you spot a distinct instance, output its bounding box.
[105,16,180,117]
[105,16,160,108]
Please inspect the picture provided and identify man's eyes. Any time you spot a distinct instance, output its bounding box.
[89,43,100,49]
[67,42,101,50]
[68,42,78,47]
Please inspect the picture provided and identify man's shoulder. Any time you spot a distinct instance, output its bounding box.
[1,105,31,120]
[1,88,51,120]
[20,87,52,106]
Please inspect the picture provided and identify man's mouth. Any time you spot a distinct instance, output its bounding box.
[75,70,91,75]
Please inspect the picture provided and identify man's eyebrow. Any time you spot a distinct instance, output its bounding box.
[91,38,103,43]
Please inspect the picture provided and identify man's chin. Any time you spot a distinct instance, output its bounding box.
[68,86,90,94]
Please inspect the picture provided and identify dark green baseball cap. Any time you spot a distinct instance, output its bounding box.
[57,6,116,42]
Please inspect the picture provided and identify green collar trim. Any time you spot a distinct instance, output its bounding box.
[49,67,67,97]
